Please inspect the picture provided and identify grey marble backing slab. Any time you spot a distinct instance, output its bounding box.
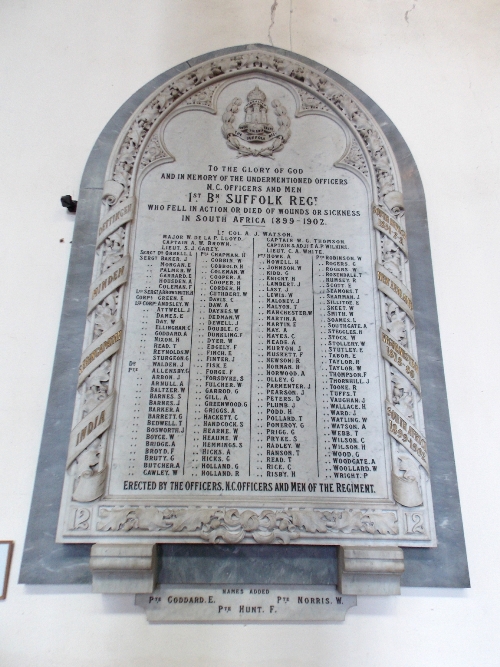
[19,44,469,588]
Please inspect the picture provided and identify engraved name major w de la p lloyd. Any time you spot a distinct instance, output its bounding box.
[57,50,435,548]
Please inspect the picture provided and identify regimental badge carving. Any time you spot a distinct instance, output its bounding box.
[222,86,291,157]
[340,138,370,180]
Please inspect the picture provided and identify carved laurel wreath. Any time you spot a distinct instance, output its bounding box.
[221,97,291,158]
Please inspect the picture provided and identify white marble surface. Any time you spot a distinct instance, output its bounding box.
[110,87,386,502]
[56,64,436,548]
[90,543,157,594]
[136,584,356,622]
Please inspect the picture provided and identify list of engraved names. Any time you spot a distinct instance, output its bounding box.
[108,162,389,501]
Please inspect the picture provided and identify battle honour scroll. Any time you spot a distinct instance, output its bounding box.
[57,51,436,548]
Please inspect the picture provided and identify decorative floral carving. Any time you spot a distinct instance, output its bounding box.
[140,134,166,168]
[296,88,330,113]
[181,83,220,109]
[385,299,408,346]
[101,228,126,272]
[328,509,398,535]
[380,235,402,280]
[82,360,111,415]
[93,293,119,339]
[391,370,415,423]
[340,138,369,179]
[96,506,398,542]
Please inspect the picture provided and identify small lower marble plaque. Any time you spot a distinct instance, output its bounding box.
[136,585,356,623]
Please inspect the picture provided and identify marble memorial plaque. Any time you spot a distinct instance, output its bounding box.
[57,50,436,549]
[136,585,356,623]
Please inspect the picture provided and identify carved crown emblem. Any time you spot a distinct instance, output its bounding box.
[222,86,291,158]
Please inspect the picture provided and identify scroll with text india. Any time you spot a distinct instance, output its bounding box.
[57,50,435,547]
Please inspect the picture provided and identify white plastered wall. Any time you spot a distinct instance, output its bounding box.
[0,1,498,665]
